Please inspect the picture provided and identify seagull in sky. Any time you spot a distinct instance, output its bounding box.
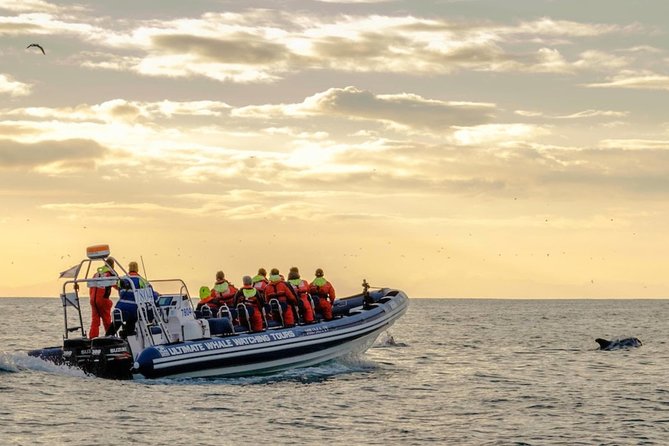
[26,43,45,55]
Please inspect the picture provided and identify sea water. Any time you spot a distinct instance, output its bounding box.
[1,298,668,445]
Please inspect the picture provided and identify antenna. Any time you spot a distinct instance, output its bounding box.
[140,255,148,280]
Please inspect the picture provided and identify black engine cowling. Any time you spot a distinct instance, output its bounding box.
[89,337,134,380]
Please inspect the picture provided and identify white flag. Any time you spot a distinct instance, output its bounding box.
[60,292,79,307]
[59,264,80,279]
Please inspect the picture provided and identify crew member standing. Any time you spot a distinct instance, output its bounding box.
[309,268,336,321]
[88,258,115,338]
[108,261,154,336]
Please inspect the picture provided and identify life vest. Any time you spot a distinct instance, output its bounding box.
[252,275,268,290]
[118,272,148,302]
[212,280,230,297]
[288,278,308,293]
[239,286,263,307]
[265,278,296,305]
[310,277,335,303]
[210,280,236,307]
[90,266,114,299]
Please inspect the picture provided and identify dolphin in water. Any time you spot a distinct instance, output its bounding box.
[595,337,642,351]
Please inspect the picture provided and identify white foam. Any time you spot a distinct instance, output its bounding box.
[0,351,88,378]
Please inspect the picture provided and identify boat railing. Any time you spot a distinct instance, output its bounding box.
[217,304,232,320]
[133,286,171,348]
[268,298,283,327]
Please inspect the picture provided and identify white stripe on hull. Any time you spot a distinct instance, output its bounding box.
[165,324,384,378]
[138,293,408,378]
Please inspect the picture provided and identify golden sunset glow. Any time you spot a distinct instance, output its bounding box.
[1,1,668,298]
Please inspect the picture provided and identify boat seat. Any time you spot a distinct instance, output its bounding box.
[198,305,214,319]
[207,317,234,336]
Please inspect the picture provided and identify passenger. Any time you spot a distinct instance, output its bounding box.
[264,268,298,327]
[197,271,237,315]
[309,268,336,321]
[287,267,315,324]
[252,268,269,291]
[88,258,115,338]
[107,261,153,336]
[233,275,265,332]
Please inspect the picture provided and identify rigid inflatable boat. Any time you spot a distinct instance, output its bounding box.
[28,245,409,379]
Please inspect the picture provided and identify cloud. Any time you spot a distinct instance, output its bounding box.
[151,33,289,65]
[0,138,108,171]
[235,86,495,129]
[4,9,626,83]
[598,139,669,150]
[0,0,61,13]
[514,109,628,119]
[585,71,669,90]
[451,124,547,146]
[0,74,31,96]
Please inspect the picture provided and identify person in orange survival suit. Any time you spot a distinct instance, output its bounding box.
[88,258,116,338]
[233,275,266,332]
[197,270,237,315]
[264,268,298,327]
[252,268,269,291]
[287,267,315,324]
[309,268,336,321]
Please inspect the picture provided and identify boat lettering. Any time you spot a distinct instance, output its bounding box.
[203,339,235,350]
[232,334,271,346]
[109,347,127,353]
[269,331,296,341]
[91,349,102,355]
[304,326,329,335]
[167,344,206,355]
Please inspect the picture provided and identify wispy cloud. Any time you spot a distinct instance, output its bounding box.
[0,138,107,171]
[1,7,636,83]
[0,73,31,96]
[585,70,669,90]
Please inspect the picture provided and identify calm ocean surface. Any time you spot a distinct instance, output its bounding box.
[1,297,668,445]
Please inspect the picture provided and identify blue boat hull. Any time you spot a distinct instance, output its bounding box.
[134,289,408,378]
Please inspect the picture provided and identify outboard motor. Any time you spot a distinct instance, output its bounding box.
[62,337,93,373]
[89,337,133,380]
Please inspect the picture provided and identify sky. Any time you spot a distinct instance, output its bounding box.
[1,0,669,298]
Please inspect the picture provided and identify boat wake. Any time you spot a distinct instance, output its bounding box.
[0,351,87,378]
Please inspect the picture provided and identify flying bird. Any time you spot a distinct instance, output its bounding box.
[26,43,45,55]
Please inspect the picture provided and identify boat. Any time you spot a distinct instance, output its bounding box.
[28,245,409,379]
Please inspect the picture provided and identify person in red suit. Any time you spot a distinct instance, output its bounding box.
[88,258,115,338]
[197,270,237,315]
[309,268,336,321]
[252,268,269,291]
[264,268,298,327]
[234,275,265,332]
[287,267,315,323]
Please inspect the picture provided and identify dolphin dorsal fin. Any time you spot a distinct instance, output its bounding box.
[595,338,611,350]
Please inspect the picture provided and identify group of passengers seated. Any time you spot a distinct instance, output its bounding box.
[195,266,336,332]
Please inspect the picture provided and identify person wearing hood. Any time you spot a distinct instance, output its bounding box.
[234,275,265,332]
[264,268,298,327]
[287,267,314,324]
[88,258,115,338]
[309,268,336,321]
